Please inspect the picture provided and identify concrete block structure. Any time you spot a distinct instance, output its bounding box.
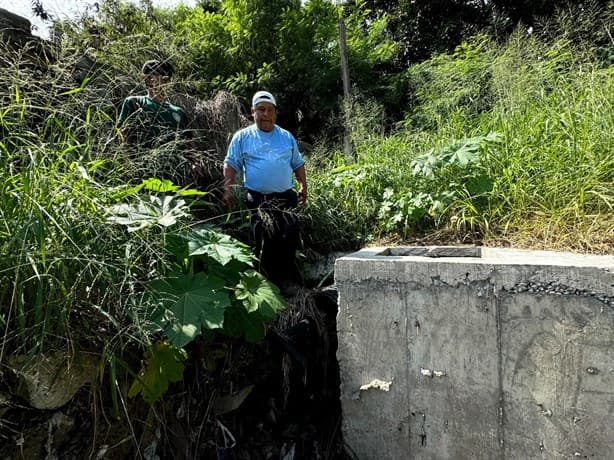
[335,247,614,459]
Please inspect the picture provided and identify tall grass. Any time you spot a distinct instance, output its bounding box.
[0,38,226,457]
[485,32,614,249]
[1,23,295,450]
[0,40,175,381]
[306,5,614,253]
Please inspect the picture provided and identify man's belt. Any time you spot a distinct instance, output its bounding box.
[247,189,294,201]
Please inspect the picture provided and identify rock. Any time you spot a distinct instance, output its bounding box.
[1,8,52,67]
[0,7,35,45]
[0,7,31,34]
[302,251,350,286]
[7,352,99,409]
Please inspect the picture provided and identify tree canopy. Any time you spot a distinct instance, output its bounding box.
[48,0,613,140]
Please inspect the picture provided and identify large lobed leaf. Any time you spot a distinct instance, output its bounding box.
[234,270,286,320]
[148,272,232,347]
[107,195,189,231]
[186,226,255,266]
[411,132,502,177]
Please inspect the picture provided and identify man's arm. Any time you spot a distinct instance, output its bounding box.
[294,164,307,205]
[223,162,238,209]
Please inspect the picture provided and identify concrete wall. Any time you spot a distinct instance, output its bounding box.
[335,247,614,459]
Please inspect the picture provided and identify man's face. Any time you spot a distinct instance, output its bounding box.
[252,102,277,132]
[143,74,172,100]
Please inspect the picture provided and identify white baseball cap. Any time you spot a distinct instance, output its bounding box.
[252,90,277,108]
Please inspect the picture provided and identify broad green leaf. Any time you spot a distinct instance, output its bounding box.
[447,133,501,168]
[411,133,501,176]
[450,140,480,167]
[234,270,285,320]
[466,175,494,195]
[128,340,187,404]
[186,227,255,266]
[148,272,232,347]
[142,178,180,193]
[107,195,188,231]
[410,150,437,178]
[158,195,187,226]
[141,178,206,196]
[212,259,252,286]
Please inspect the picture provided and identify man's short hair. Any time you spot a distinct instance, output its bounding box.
[141,60,174,78]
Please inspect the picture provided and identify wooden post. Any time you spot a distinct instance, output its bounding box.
[337,5,353,158]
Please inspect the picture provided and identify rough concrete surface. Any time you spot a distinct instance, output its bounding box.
[335,247,614,459]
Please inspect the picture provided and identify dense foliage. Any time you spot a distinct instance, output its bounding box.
[306,26,613,252]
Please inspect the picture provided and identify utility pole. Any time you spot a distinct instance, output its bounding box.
[334,0,353,158]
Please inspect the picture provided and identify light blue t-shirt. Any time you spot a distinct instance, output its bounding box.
[224,124,304,194]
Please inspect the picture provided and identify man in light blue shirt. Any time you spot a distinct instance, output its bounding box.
[223,91,307,292]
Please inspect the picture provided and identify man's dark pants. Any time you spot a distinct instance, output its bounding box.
[246,189,301,287]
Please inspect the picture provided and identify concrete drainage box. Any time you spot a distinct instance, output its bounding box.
[334,247,614,459]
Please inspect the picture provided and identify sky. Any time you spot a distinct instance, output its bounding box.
[6,0,197,39]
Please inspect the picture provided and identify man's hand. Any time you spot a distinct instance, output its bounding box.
[294,165,307,206]
[223,188,236,210]
[298,187,307,205]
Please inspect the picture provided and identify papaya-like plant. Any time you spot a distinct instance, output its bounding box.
[106,188,286,403]
[377,132,501,236]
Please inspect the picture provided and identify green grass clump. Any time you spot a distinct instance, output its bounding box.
[485,33,614,250]
[1,44,147,360]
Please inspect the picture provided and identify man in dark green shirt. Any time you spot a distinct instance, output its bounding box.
[118,60,187,147]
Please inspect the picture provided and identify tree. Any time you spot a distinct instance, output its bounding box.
[361,0,491,66]
[174,0,397,140]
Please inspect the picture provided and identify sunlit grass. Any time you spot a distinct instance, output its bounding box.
[307,18,613,253]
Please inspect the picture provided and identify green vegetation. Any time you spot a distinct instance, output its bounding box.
[0,0,612,456]
[306,29,613,252]
[0,39,285,405]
